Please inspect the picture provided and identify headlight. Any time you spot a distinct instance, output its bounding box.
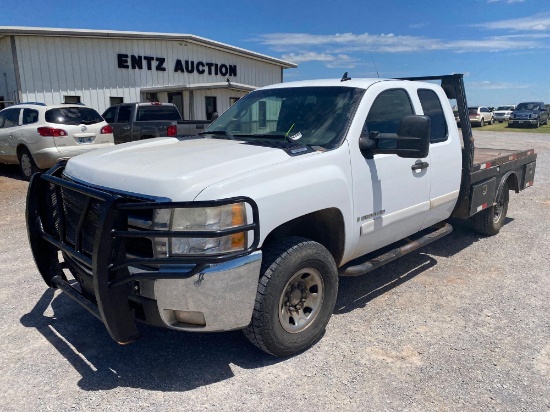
[531,113,539,119]
[153,203,248,256]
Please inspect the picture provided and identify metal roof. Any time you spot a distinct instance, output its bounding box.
[0,26,297,69]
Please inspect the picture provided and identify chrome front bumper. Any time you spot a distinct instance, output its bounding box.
[149,251,262,332]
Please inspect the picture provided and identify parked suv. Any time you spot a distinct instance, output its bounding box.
[509,102,548,128]
[493,105,516,123]
[468,106,493,127]
[0,103,114,180]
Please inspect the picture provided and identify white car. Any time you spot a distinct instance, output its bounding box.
[468,106,493,127]
[0,103,114,179]
[493,105,516,123]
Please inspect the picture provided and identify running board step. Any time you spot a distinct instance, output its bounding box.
[339,223,453,277]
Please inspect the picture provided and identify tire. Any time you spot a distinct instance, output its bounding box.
[489,117,494,125]
[534,120,540,128]
[479,118,484,127]
[472,181,509,236]
[243,237,338,357]
[18,147,40,181]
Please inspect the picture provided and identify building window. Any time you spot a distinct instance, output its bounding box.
[259,100,267,128]
[0,96,4,110]
[64,95,81,104]
[110,96,124,106]
[229,97,240,106]
[145,93,158,102]
[205,96,217,121]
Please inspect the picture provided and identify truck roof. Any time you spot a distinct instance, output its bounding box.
[260,77,439,91]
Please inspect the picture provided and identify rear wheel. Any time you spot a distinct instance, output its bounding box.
[244,237,338,357]
[479,118,484,127]
[18,147,40,181]
[489,117,494,125]
[472,181,509,236]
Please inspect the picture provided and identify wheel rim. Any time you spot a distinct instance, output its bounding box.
[20,153,33,178]
[493,191,505,223]
[279,267,324,333]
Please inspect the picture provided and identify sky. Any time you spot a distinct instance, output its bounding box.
[1,0,549,107]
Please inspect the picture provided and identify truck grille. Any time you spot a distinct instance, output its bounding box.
[52,176,154,259]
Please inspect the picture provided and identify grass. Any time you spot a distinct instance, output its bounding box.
[472,120,550,134]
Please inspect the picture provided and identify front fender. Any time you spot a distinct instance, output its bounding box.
[194,144,357,263]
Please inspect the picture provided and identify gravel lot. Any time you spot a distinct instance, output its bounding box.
[0,131,548,411]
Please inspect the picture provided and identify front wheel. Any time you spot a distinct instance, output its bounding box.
[243,237,338,357]
[472,181,509,236]
[18,147,40,181]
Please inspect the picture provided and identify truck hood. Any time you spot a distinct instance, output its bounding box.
[64,137,292,200]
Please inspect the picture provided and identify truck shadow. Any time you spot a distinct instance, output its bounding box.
[20,287,280,392]
[334,218,513,314]
[19,218,513,392]
[0,164,24,180]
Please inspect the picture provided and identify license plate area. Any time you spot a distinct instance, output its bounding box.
[78,136,95,144]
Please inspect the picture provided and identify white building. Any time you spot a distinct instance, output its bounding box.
[0,26,296,120]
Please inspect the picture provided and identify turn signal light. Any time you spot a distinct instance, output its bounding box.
[37,127,67,137]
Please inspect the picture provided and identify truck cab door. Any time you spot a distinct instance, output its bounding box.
[349,86,431,258]
[112,105,133,144]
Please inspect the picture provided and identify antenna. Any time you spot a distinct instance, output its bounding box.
[370,55,380,78]
[341,72,352,82]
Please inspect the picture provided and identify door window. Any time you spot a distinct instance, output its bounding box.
[23,109,39,125]
[363,89,414,149]
[117,106,132,123]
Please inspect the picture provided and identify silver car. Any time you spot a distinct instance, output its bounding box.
[0,103,114,179]
[493,105,516,123]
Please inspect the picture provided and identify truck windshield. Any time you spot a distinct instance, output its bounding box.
[203,86,364,150]
[515,103,538,111]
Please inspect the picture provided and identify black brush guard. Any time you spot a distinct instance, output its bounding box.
[26,164,260,344]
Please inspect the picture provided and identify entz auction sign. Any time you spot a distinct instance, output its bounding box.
[117,54,237,77]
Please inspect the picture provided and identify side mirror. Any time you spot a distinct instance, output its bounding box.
[359,115,431,159]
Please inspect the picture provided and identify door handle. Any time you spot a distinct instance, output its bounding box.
[411,161,429,170]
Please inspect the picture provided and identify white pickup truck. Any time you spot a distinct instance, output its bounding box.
[26,74,537,357]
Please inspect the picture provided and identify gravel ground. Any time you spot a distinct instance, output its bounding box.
[0,131,548,411]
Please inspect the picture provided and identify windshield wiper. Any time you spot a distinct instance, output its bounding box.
[199,130,235,140]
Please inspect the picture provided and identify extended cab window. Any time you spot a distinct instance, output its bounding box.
[364,89,414,149]
[418,89,448,143]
